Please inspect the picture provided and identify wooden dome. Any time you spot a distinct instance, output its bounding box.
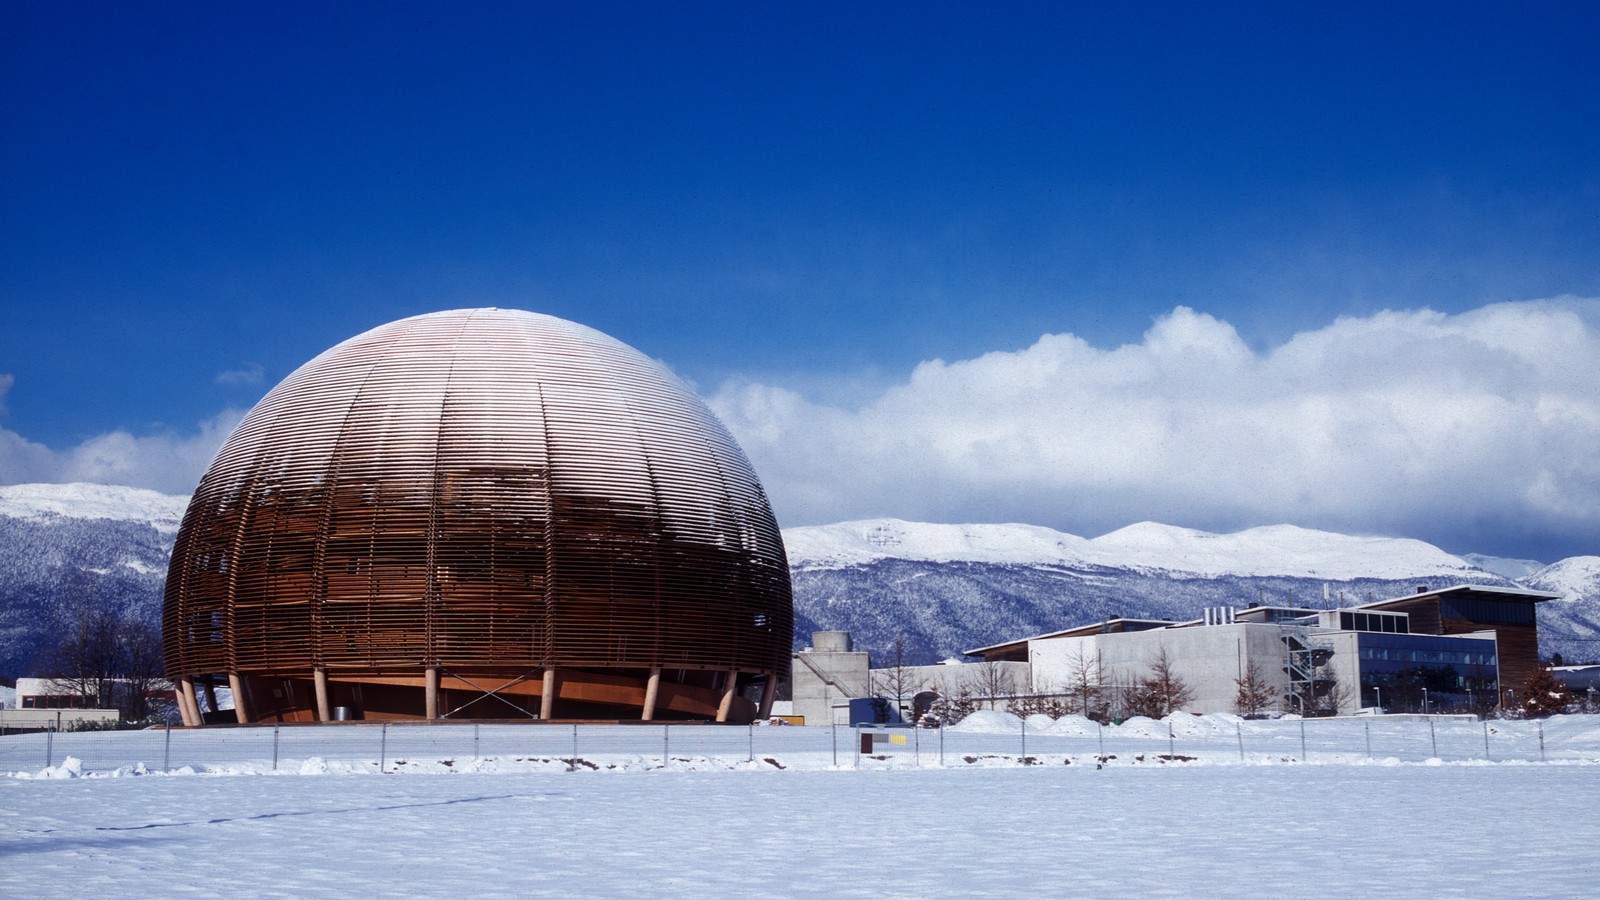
[163,309,792,724]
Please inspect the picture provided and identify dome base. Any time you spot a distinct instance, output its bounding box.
[172,665,778,725]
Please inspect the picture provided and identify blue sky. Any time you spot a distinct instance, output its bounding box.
[2,3,1597,561]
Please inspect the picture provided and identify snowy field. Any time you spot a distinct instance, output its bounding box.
[5,715,1598,898]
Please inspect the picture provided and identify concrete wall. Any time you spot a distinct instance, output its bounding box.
[1320,630,1362,715]
[1031,624,1294,715]
[791,633,871,725]
[898,661,1030,698]
[0,708,119,730]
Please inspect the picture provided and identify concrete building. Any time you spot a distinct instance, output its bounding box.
[791,632,870,725]
[6,677,120,730]
[827,584,1556,719]
[957,584,1552,716]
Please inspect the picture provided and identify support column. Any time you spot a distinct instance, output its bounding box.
[756,671,779,720]
[425,667,440,720]
[641,667,662,721]
[202,681,219,716]
[176,678,200,727]
[314,668,331,722]
[228,672,251,724]
[715,668,739,723]
[540,668,558,720]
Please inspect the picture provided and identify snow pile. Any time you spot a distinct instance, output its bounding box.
[1163,712,1242,737]
[34,756,84,779]
[946,710,1024,733]
[1043,714,1100,737]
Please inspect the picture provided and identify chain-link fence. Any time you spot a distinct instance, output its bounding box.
[2,715,1594,776]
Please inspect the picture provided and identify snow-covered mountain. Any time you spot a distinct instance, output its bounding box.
[784,518,1596,665]
[786,519,1485,581]
[1,483,1595,678]
[1519,557,1600,664]
[0,483,187,535]
[1462,552,1549,581]
[0,484,184,676]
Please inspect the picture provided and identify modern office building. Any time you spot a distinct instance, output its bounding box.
[164,309,793,725]
[948,584,1557,716]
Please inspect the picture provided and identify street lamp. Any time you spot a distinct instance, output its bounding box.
[1375,686,1382,712]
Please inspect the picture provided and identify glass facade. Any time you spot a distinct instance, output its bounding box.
[1439,595,1536,625]
[1355,632,1498,712]
[1338,610,1409,634]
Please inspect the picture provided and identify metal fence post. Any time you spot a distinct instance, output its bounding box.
[1428,719,1437,759]
[1299,719,1307,762]
[1167,720,1175,758]
[663,724,669,768]
[748,722,754,763]
[831,724,837,768]
[164,725,172,772]
[1236,722,1244,761]
[1096,722,1104,760]
[1483,721,1490,761]
[272,724,280,772]
[1538,721,1546,762]
[914,723,920,767]
[853,725,860,769]
[1021,718,1027,762]
[379,723,388,774]
[569,724,577,772]
[46,724,53,769]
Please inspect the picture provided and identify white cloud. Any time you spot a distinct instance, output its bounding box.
[0,394,244,497]
[711,298,1600,554]
[215,363,264,386]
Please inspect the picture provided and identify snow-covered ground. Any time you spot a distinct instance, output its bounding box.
[5,760,1596,898]
[4,715,1598,898]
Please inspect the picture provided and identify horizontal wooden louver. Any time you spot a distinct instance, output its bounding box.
[163,309,793,719]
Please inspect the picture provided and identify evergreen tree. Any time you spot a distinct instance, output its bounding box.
[1521,666,1570,718]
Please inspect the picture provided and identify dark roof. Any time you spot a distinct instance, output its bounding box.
[1358,583,1560,610]
[963,618,1175,657]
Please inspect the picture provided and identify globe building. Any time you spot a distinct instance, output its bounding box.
[163,309,793,724]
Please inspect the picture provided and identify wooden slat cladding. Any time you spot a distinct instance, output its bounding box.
[163,309,793,719]
[1365,588,1552,703]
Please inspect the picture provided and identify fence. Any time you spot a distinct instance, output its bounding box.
[2,715,1594,776]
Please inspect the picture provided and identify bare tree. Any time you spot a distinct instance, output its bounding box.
[1063,647,1110,721]
[1009,678,1070,719]
[1233,661,1278,718]
[45,589,121,710]
[931,679,979,725]
[1122,646,1194,719]
[44,580,167,722]
[872,634,916,721]
[116,620,168,722]
[974,658,1017,710]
